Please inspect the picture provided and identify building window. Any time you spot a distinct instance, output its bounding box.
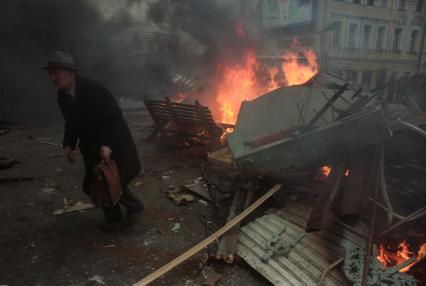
[376,27,386,50]
[348,23,358,48]
[381,0,388,7]
[367,0,375,6]
[398,0,406,10]
[417,0,424,12]
[353,0,361,4]
[363,25,372,49]
[333,22,342,47]
[392,28,402,51]
[409,30,419,52]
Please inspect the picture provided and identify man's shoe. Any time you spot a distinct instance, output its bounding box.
[126,201,144,218]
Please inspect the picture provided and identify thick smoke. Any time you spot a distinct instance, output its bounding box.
[152,0,259,67]
[0,0,149,122]
[0,0,259,121]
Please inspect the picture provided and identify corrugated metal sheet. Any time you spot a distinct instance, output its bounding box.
[236,198,368,286]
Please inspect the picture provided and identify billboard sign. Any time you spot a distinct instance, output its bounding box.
[262,0,314,30]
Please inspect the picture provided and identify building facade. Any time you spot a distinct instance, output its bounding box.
[260,0,426,91]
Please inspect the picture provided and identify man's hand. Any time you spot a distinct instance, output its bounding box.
[64,146,75,163]
[100,145,112,163]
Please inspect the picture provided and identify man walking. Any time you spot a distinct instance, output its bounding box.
[45,50,143,230]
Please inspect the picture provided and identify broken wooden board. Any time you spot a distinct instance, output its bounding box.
[182,178,229,203]
[167,190,194,205]
[216,187,246,263]
[229,107,392,178]
[338,146,380,217]
[306,161,346,232]
[53,201,96,215]
[207,146,236,171]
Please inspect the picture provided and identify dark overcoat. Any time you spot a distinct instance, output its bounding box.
[57,76,141,193]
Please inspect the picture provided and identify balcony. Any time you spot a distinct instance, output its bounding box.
[327,46,404,61]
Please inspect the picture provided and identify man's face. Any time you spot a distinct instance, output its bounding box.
[48,68,75,91]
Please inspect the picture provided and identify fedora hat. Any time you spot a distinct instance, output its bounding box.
[43,50,77,71]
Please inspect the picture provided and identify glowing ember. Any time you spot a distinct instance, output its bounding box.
[318,165,349,180]
[172,92,188,103]
[377,241,426,272]
[320,165,332,177]
[214,46,319,124]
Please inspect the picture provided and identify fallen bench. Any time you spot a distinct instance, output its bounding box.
[144,97,234,149]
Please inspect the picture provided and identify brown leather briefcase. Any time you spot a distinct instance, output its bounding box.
[89,159,122,207]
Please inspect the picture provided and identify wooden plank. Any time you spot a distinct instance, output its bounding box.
[277,209,360,253]
[216,187,246,263]
[338,146,378,216]
[306,162,346,232]
[133,184,282,286]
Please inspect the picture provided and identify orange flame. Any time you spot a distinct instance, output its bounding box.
[172,92,188,103]
[377,241,426,272]
[320,166,332,177]
[318,165,349,180]
[214,45,319,124]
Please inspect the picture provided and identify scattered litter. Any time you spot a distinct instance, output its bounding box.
[41,187,56,193]
[202,266,221,286]
[31,255,39,264]
[167,189,194,205]
[143,239,153,247]
[103,244,115,248]
[171,223,181,233]
[36,139,62,147]
[183,177,229,203]
[198,200,209,207]
[183,180,212,201]
[88,275,105,285]
[53,201,96,215]
[134,181,143,187]
[161,175,170,180]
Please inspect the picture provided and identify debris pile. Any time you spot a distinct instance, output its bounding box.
[139,72,426,285]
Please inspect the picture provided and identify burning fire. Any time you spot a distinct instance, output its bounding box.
[318,165,349,179]
[172,92,188,103]
[214,38,319,124]
[377,241,426,272]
